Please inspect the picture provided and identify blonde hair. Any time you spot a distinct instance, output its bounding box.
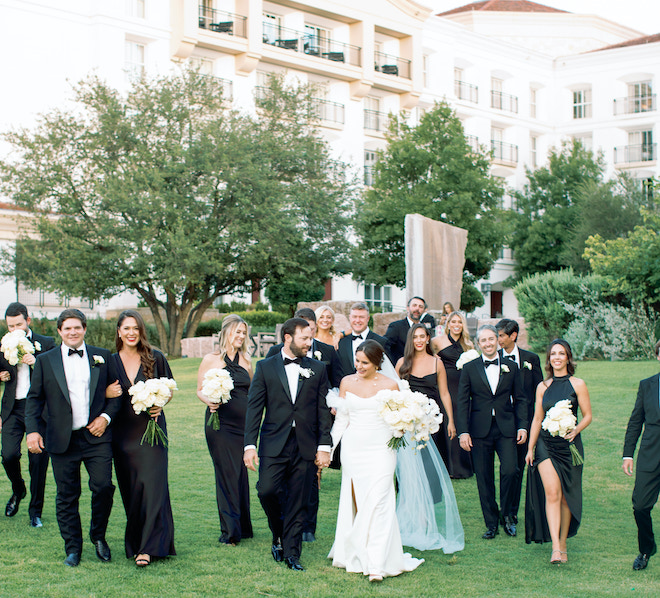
[216,314,250,359]
[314,305,336,336]
[444,311,474,351]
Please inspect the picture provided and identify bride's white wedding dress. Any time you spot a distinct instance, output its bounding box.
[328,390,424,578]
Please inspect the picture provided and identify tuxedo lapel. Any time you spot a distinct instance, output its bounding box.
[477,361,492,394]
[88,351,99,401]
[49,349,70,404]
[274,356,293,402]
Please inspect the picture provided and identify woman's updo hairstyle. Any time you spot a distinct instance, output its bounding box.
[356,339,385,370]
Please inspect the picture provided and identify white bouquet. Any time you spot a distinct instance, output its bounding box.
[378,386,443,451]
[0,329,35,366]
[201,368,234,430]
[541,399,583,466]
[456,349,480,370]
[128,377,177,446]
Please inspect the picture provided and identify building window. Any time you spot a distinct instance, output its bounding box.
[127,0,145,18]
[189,56,214,75]
[262,13,281,45]
[364,284,392,312]
[364,150,377,186]
[530,87,537,118]
[530,135,538,168]
[629,81,654,113]
[125,41,145,79]
[573,135,593,152]
[304,24,331,55]
[573,89,592,119]
[423,54,429,88]
[630,130,654,161]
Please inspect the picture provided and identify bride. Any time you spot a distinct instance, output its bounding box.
[328,340,425,582]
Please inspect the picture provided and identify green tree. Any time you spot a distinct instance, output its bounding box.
[353,101,505,312]
[0,71,353,355]
[511,139,605,278]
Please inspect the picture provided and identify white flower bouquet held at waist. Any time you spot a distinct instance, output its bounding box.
[201,368,234,430]
[0,329,35,366]
[541,398,583,466]
[129,377,177,446]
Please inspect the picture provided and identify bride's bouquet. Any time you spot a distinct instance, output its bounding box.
[201,368,234,430]
[129,377,177,447]
[378,382,443,451]
[456,349,480,370]
[1,329,36,366]
[541,399,584,466]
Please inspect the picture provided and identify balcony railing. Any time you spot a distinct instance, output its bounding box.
[262,24,361,67]
[198,5,247,38]
[613,95,657,115]
[311,98,345,125]
[491,90,518,113]
[614,143,657,164]
[465,134,480,153]
[364,109,388,132]
[491,140,518,164]
[455,80,478,103]
[374,51,411,80]
[218,77,233,101]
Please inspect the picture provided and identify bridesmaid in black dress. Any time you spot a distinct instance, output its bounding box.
[197,314,253,545]
[432,312,474,478]
[525,339,592,564]
[107,310,176,567]
[395,323,455,462]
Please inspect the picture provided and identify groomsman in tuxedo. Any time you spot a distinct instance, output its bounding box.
[457,324,527,539]
[244,318,332,571]
[496,318,542,528]
[623,340,660,571]
[266,307,342,542]
[25,309,119,567]
[0,302,55,527]
[337,302,389,375]
[384,296,436,365]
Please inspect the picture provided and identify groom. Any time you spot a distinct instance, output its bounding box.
[244,318,332,571]
[457,324,527,539]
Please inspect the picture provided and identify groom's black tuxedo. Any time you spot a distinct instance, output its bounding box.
[456,356,527,529]
[25,344,120,554]
[623,373,660,555]
[0,331,55,518]
[267,339,343,388]
[245,353,331,560]
[337,330,388,375]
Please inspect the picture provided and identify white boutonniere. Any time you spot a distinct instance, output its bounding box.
[299,368,313,379]
[523,361,532,370]
[314,351,322,361]
[501,364,510,373]
[34,341,42,352]
[93,355,105,366]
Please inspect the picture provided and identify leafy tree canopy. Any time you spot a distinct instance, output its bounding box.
[0,71,354,355]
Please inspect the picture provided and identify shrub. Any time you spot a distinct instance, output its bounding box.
[513,269,604,352]
[194,311,288,336]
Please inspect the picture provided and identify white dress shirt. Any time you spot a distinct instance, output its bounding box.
[502,345,520,365]
[61,342,91,430]
[14,329,34,400]
[483,355,500,395]
[351,328,370,362]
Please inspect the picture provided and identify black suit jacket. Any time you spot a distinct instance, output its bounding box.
[25,345,120,454]
[623,373,660,473]
[498,348,543,432]
[0,332,55,422]
[337,330,388,375]
[245,354,332,461]
[456,357,527,439]
[384,318,436,365]
[266,339,343,388]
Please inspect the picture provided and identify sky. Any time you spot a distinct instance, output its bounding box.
[426,0,660,35]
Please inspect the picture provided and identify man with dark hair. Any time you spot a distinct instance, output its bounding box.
[244,318,332,571]
[337,302,388,375]
[496,318,542,530]
[0,302,55,527]
[25,309,120,566]
[623,340,660,570]
[384,296,436,364]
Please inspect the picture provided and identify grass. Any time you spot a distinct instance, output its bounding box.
[1,359,660,597]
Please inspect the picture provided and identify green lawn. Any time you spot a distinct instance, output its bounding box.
[1,359,659,597]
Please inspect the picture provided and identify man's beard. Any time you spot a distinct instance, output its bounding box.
[290,339,308,359]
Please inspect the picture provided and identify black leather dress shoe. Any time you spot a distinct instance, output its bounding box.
[503,516,517,537]
[482,527,499,539]
[64,552,81,567]
[30,515,43,528]
[633,553,651,570]
[302,532,316,542]
[93,539,112,562]
[5,489,27,517]
[285,557,305,571]
[271,543,284,562]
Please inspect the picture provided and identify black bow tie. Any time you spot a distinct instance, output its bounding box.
[484,359,498,368]
[505,353,516,362]
[68,348,84,358]
[284,357,301,366]
[352,334,364,341]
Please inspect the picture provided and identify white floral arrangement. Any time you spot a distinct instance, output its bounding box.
[523,361,532,370]
[93,355,105,366]
[201,368,234,430]
[314,351,322,361]
[128,377,177,446]
[299,368,313,379]
[34,341,42,352]
[541,398,583,466]
[0,329,35,366]
[378,387,443,451]
[501,364,510,373]
[456,349,480,370]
